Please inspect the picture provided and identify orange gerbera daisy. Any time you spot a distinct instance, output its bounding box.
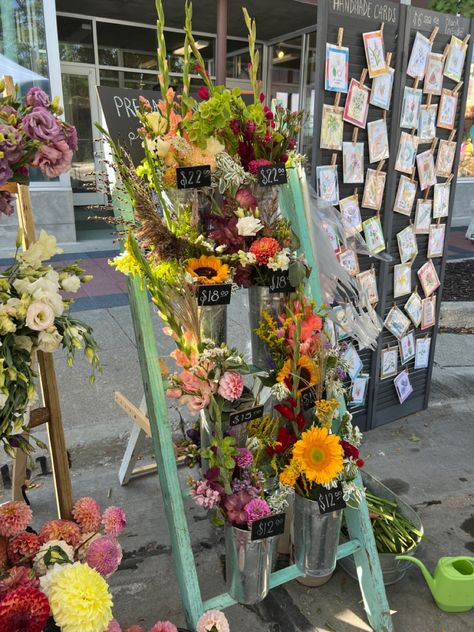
[186,255,230,284]
[292,426,344,485]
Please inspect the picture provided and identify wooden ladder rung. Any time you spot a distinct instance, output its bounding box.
[29,407,50,428]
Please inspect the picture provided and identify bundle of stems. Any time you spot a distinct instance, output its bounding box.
[366,491,423,554]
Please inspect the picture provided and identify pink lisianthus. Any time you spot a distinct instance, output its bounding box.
[218,371,244,401]
[32,139,73,177]
[196,609,230,632]
[149,621,178,632]
[179,369,203,393]
[186,392,211,412]
[22,107,62,142]
[103,506,127,536]
[244,498,271,524]
[26,87,51,108]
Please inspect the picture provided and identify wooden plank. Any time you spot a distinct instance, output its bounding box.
[29,407,50,428]
[115,391,151,436]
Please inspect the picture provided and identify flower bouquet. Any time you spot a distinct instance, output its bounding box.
[0,230,100,455]
[0,83,76,217]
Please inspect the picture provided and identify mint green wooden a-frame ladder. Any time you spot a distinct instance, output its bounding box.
[113,169,393,632]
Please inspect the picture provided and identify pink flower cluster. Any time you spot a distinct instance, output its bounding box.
[189,479,221,510]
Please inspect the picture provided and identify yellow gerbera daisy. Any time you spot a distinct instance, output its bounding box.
[292,426,343,485]
[276,355,319,393]
[186,255,230,284]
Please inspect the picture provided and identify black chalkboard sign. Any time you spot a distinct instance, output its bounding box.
[176,165,211,189]
[97,86,161,165]
[229,405,264,427]
[300,385,317,410]
[251,513,286,541]
[257,163,287,186]
[314,483,346,514]
[269,270,292,293]
[197,284,232,306]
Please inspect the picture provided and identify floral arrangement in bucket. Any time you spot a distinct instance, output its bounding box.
[111,610,230,632]
[0,229,100,455]
[0,498,126,632]
[0,83,77,217]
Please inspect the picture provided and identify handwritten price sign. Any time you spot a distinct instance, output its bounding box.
[229,405,264,427]
[251,513,286,541]
[269,270,292,294]
[176,165,211,189]
[197,284,232,307]
[257,163,287,187]
[314,483,346,515]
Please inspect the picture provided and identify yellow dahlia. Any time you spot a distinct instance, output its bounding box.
[292,427,343,485]
[185,255,230,284]
[277,355,319,393]
[44,562,113,632]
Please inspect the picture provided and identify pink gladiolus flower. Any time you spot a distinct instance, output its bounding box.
[170,349,197,369]
[218,371,244,401]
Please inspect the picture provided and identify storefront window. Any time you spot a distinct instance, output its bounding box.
[459,51,474,178]
[270,35,302,111]
[57,16,94,64]
[226,39,262,81]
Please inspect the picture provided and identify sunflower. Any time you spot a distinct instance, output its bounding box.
[185,255,230,284]
[292,426,343,485]
[276,355,319,393]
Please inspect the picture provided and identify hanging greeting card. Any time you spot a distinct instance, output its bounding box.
[404,291,423,327]
[367,118,389,163]
[437,89,458,130]
[384,305,411,339]
[418,104,438,143]
[399,331,416,364]
[407,32,432,79]
[423,53,444,95]
[363,215,386,253]
[362,169,386,210]
[342,142,365,183]
[322,221,342,254]
[325,43,349,92]
[394,175,417,216]
[342,342,364,380]
[394,369,414,404]
[350,374,369,406]
[421,295,436,329]
[394,263,412,298]
[395,132,419,174]
[320,104,344,150]
[418,260,440,297]
[381,346,398,380]
[370,67,394,110]
[435,139,456,177]
[433,182,450,218]
[414,199,432,234]
[338,248,360,276]
[357,268,378,304]
[400,87,422,129]
[414,337,431,369]
[363,30,387,78]
[343,78,370,128]
[444,35,467,82]
[316,165,339,204]
[427,223,445,258]
[397,225,418,263]
[416,149,436,190]
[339,194,362,234]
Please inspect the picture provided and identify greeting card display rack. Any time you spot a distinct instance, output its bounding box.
[113,167,393,632]
[1,75,73,518]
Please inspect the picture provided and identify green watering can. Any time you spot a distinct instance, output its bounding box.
[396,555,474,613]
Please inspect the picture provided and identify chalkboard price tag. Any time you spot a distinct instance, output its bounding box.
[300,385,317,411]
[314,483,346,515]
[269,270,292,294]
[257,163,287,187]
[251,513,286,541]
[176,165,211,189]
[229,405,264,427]
[197,284,232,307]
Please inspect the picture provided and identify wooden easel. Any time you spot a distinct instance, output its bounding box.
[1,76,73,518]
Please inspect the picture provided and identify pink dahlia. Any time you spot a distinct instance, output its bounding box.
[86,535,122,577]
[103,506,127,536]
[196,609,230,632]
[0,586,50,632]
[218,371,244,401]
[247,158,273,175]
[7,531,41,564]
[0,501,32,538]
[244,498,271,524]
[107,618,122,632]
[72,496,102,533]
[0,566,39,601]
[249,237,279,265]
[39,519,82,546]
[149,622,178,632]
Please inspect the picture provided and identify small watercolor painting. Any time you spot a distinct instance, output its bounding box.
[343,78,370,128]
[414,337,431,369]
[397,225,418,263]
[399,331,416,365]
[320,104,344,151]
[363,30,387,78]
[338,248,360,277]
[325,43,349,92]
[418,104,438,144]
[423,53,444,95]
[414,199,432,235]
[438,89,458,130]
[404,291,423,328]
[394,175,417,216]
[395,132,419,174]
[416,149,437,191]
[421,295,436,329]
[433,182,450,218]
[435,139,456,178]
[384,305,411,339]
[362,169,386,210]
[394,369,414,404]
[418,260,440,297]
[400,87,422,129]
[394,263,412,298]
[370,67,394,110]
[316,165,339,205]
[407,31,432,79]
[363,215,386,254]
[357,268,378,305]
[381,346,398,380]
[339,194,362,235]
[427,223,445,258]
[444,35,467,83]
[367,118,389,163]
[342,142,365,183]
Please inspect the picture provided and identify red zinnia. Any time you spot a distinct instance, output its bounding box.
[0,586,50,632]
[249,237,279,265]
[7,531,41,564]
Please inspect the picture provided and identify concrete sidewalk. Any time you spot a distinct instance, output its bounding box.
[1,302,473,632]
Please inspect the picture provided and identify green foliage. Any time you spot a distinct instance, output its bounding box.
[430,0,474,17]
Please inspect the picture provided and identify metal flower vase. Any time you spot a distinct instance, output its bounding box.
[248,286,287,370]
[293,493,343,578]
[225,524,275,604]
[198,304,227,345]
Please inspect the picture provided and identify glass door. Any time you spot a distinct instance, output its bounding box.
[61,64,106,206]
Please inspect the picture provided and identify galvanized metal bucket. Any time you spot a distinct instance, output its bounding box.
[225,524,275,604]
[293,493,343,578]
[198,304,227,345]
[248,286,287,369]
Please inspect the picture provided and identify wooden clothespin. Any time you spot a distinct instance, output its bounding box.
[337,27,344,47]
[436,216,441,226]
[453,81,463,95]
[429,27,439,44]
[383,109,387,121]
[331,153,338,166]
[462,34,471,47]
[376,159,386,173]
[386,52,392,66]
[424,187,430,200]
[413,78,420,91]
[380,22,385,35]
[353,187,358,198]
[448,129,457,143]
[431,137,438,153]
[352,127,359,144]
[442,44,450,61]
[426,94,432,107]
[410,166,416,182]
[334,92,341,108]
[360,69,368,85]
[446,173,454,184]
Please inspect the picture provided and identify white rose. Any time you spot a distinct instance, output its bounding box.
[20,230,63,268]
[14,335,34,353]
[26,301,55,331]
[61,275,81,293]
[37,328,63,353]
[267,249,290,271]
[236,216,264,237]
